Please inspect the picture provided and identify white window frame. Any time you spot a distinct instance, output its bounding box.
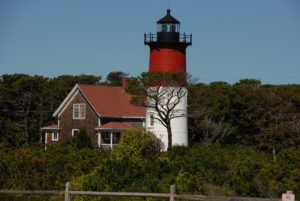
[52,132,59,141]
[72,128,80,137]
[99,131,123,149]
[73,103,86,119]
[101,132,111,145]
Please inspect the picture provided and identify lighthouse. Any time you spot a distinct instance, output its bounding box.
[144,9,192,149]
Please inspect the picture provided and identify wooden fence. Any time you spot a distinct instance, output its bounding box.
[0,182,288,201]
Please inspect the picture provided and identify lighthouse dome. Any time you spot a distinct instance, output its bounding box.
[157,9,180,24]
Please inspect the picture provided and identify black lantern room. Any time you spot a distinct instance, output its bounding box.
[145,9,191,46]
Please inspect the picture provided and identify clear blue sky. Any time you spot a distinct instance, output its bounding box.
[0,0,299,84]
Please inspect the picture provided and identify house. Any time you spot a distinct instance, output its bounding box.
[42,80,146,148]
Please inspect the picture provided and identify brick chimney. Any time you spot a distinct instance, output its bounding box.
[122,78,131,88]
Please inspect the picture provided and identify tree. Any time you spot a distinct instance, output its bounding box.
[113,129,163,161]
[69,127,92,149]
[0,74,50,144]
[188,81,234,145]
[104,71,128,86]
[126,71,187,151]
[237,79,262,87]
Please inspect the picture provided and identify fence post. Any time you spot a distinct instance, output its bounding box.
[170,185,175,201]
[65,182,71,201]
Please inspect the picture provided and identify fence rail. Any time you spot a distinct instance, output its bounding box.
[0,182,292,201]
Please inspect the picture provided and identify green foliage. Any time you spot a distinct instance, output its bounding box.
[237,79,262,87]
[67,127,92,149]
[103,71,128,86]
[72,129,167,201]
[0,144,299,200]
[72,144,299,200]
[112,129,164,161]
[188,79,300,152]
[0,73,101,147]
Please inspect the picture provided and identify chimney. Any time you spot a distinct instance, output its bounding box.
[122,78,130,88]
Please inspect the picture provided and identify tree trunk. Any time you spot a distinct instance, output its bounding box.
[167,123,172,151]
[39,112,43,143]
[272,148,277,161]
[24,116,29,144]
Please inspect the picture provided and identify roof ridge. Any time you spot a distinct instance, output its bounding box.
[77,84,123,88]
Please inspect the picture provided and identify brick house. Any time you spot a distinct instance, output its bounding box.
[42,81,146,148]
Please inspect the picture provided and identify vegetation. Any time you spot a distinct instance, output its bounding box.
[0,73,299,200]
[0,136,299,200]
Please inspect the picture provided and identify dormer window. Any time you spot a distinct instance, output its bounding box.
[73,104,86,119]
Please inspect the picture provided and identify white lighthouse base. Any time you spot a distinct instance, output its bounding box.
[146,87,188,151]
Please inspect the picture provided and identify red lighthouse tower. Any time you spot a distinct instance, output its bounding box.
[144,9,192,72]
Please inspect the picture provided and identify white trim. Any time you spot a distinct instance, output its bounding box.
[95,128,129,131]
[99,115,145,119]
[77,87,100,116]
[142,118,146,128]
[54,85,79,117]
[100,131,112,145]
[98,118,101,127]
[72,129,80,137]
[58,90,80,118]
[58,119,60,127]
[97,132,101,147]
[98,131,123,149]
[45,133,47,144]
[52,132,59,141]
[110,132,113,149]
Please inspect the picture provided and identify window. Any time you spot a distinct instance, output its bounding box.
[100,132,122,146]
[101,132,111,144]
[52,132,59,141]
[72,129,79,136]
[150,114,154,127]
[112,132,121,144]
[73,104,85,119]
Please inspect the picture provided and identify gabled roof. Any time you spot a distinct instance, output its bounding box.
[95,122,134,130]
[53,84,146,118]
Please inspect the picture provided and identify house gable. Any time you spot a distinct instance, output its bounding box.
[53,85,100,118]
[58,90,99,147]
[53,84,146,119]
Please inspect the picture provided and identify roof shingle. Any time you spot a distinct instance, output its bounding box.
[78,84,145,117]
[95,121,134,130]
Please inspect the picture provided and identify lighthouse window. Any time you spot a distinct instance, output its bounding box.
[161,24,167,32]
[158,24,179,32]
[150,114,154,126]
[170,25,176,32]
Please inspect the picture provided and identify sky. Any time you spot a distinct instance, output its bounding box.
[0,0,300,84]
